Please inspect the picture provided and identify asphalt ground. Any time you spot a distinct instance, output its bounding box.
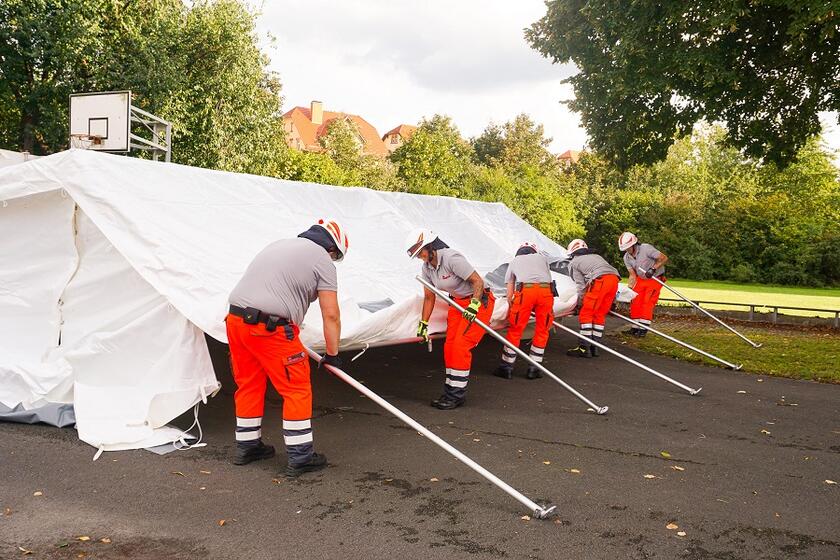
[2,325,839,559]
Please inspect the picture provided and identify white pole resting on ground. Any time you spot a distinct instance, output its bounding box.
[641,270,762,348]
[416,276,609,415]
[303,344,557,520]
[552,319,702,396]
[610,310,743,370]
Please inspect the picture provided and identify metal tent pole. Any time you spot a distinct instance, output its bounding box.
[417,276,608,415]
[303,344,557,519]
[610,310,742,370]
[552,319,702,395]
[643,271,762,348]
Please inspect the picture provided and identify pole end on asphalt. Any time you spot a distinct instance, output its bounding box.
[733,364,743,371]
[596,406,609,415]
[534,505,557,519]
[753,343,763,349]
[689,387,703,396]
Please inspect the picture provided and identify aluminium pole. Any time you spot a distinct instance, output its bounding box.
[610,310,742,370]
[551,318,701,395]
[641,270,762,348]
[304,344,557,519]
[417,276,608,414]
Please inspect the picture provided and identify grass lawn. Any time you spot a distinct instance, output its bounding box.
[634,278,840,318]
[613,316,840,383]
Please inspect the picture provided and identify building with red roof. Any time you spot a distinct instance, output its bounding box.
[282,101,388,157]
[382,124,417,154]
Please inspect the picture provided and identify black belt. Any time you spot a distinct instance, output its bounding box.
[229,305,292,334]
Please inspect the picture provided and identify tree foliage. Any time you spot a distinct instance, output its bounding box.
[526,0,840,169]
[473,113,557,172]
[0,0,288,174]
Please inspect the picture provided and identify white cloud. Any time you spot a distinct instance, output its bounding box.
[254,1,840,161]
[255,0,586,151]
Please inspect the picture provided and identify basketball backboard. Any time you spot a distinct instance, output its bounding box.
[69,91,131,152]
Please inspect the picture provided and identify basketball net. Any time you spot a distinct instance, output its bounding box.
[69,134,104,150]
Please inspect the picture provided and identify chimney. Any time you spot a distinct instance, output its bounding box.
[311,100,323,125]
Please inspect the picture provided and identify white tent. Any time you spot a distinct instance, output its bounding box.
[0,149,575,451]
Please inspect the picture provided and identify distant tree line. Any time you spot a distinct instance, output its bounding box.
[1,0,837,286]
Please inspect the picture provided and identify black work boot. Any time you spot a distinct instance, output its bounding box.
[566,345,591,358]
[494,364,513,380]
[636,328,648,338]
[284,452,328,478]
[526,366,543,380]
[232,441,276,466]
[431,393,465,410]
[623,327,639,336]
[589,336,600,357]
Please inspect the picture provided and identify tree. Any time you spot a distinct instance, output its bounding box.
[318,117,364,171]
[390,115,475,196]
[0,0,289,175]
[472,113,556,172]
[526,1,840,169]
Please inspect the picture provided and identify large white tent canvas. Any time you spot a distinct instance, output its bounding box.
[0,149,575,452]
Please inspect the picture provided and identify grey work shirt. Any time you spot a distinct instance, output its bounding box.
[229,238,337,325]
[505,253,552,284]
[569,253,620,297]
[623,243,665,277]
[421,248,476,298]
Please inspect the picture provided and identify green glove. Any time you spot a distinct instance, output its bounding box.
[462,298,481,323]
[416,320,429,342]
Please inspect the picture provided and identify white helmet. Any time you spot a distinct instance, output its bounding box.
[567,238,587,254]
[317,218,349,261]
[618,231,638,252]
[404,228,437,258]
[519,241,537,252]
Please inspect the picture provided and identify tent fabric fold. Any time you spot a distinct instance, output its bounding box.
[0,149,573,450]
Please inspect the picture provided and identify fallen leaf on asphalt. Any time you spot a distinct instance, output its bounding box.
[737,390,747,394]
[671,466,685,471]
[384,478,393,482]
[271,479,282,485]
[660,451,671,459]
[18,547,34,555]
[761,429,771,435]
[666,523,678,530]
[218,520,226,526]
[4,507,11,516]
[569,469,581,474]
[826,480,837,485]
[430,478,439,482]
[543,461,551,465]
[643,474,657,479]
[56,543,69,548]
[100,538,111,544]
[77,536,90,541]
[172,471,186,477]
[520,515,531,521]
[472,438,481,442]
[33,491,43,497]
[200,486,206,490]
[199,470,211,475]
[677,531,687,537]
[757,378,764,382]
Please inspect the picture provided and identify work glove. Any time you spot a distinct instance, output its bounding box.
[462,298,481,324]
[319,353,343,371]
[644,267,655,279]
[416,320,429,343]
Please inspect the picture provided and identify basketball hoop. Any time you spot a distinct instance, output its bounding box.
[70,133,104,150]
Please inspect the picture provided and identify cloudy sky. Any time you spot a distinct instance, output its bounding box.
[255,0,839,158]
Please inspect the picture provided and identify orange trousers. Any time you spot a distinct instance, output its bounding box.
[579,275,619,339]
[443,293,495,397]
[225,314,312,422]
[629,276,665,324]
[501,285,554,366]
